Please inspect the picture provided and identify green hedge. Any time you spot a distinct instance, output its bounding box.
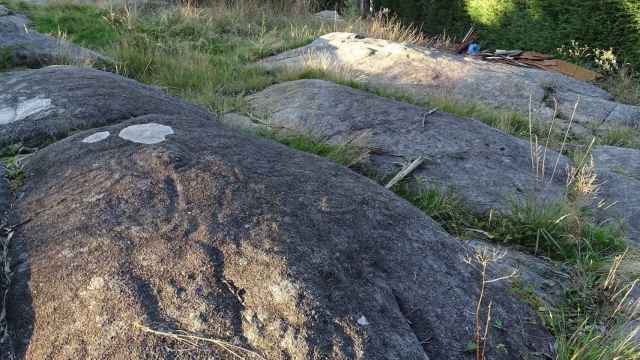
[374,0,640,70]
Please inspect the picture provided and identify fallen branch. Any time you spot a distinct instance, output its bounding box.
[134,323,265,360]
[242,112,290,131]
[385,156,425,189]
[421,108,438,127]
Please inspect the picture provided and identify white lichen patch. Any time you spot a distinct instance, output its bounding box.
[82,131,110,144]
[357,315,369,326]
[118,123,174,144]
[0,96,53,125]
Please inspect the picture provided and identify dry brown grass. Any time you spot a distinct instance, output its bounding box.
[203,0,311,18]
[299,50,366,80]
[331,10,454,47]
[566,137,599,199]
[567,154,599,198]
[603,250,640,316]
[362,11,427,45]
[463,246,517,360]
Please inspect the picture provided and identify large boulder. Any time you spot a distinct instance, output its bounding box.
[593,146,640,245]
[259,32,640,129]
[0,66,212,147]
[240,79,570,215]
[7,115,554,359]
[0,6,107,69]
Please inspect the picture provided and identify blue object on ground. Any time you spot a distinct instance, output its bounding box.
[467,43,480,55]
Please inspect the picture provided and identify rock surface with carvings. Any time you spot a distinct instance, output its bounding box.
[259,32,640,130]
[0,5,107,68]
[0,66,212,147]
[239,79,570,215]
[4,85,554,358]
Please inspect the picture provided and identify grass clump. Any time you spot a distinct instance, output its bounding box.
[551,313,640,359]
[257,129,370,168]
[413,190,634,359]
[0,143,26,192]
[0,0,490,120]
[598,127,640,149]
[393,183,474,237]
[477,199,623,263]
[395,185,624,263]
[549,249,640,359]
[1,0,439,113]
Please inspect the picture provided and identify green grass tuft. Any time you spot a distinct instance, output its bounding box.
[395,183,624,263]
[484,200,624,262]
[257,129,369,168]
[0,143,25,192]
[393,183,474,237]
